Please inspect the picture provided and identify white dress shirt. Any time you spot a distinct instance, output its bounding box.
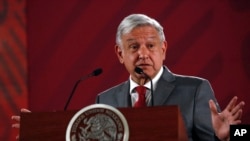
[129,67,163,106]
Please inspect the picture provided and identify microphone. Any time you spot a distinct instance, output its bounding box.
[134,67,154,106]
[64,68,103,111]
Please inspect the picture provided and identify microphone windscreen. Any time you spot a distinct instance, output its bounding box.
[92,68,103,76]
[135,67,143,74]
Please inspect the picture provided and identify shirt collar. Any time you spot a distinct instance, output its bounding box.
[129,66,164,93]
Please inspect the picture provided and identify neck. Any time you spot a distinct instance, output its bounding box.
[139,78,147,85]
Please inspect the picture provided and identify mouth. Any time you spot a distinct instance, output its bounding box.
[136,64,151,68]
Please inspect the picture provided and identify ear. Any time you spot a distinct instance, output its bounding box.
[115,45,124,64]
[162,41,167,60]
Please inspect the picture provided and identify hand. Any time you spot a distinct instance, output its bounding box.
[11,109,31,140]
[209,96,245,141]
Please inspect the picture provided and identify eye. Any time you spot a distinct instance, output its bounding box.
[147,44,154,49]
[129,44,139,50]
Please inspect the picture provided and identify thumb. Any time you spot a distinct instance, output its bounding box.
[209,99,218,115]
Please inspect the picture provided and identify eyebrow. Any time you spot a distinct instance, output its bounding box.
[125,36,158,42]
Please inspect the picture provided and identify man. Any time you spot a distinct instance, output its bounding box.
[12,14,244,141]
[95,14,244,141]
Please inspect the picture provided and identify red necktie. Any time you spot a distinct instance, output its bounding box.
[134,86,147,107]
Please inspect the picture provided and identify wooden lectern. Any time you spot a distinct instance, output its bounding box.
[20,106,188,141]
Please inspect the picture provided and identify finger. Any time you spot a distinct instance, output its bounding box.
[238,109,243,119]
[232,109,243,120]
[231,101,245,115]
[21,108,31,113]
[12,123,20,128]
[225,96,238,111]
[11,116,20,122]
[209,99,218,115]
[16,135,19,140]
[230,119,242,125]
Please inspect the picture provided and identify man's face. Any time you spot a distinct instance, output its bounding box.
[116,25,167,83]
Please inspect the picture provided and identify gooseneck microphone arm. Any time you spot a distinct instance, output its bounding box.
[64,68,102,111]
[134,67,154,106]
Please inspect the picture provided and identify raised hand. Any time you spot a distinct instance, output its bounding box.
[209,96,245,141]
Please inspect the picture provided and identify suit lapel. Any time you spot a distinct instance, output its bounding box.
[116,81,131,107]
[115,66,176,107]
[153,66,176,106]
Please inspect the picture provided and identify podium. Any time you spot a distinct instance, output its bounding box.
[20,105,188,141]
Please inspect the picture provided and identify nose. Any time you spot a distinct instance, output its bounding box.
[138,46,149,59]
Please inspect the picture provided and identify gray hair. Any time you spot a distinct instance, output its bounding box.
[116,14,166,47]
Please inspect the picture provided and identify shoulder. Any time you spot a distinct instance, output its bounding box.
[169,73,215,97]
[174,74,209,84]
[96,81,130,106]
[162,66,210,85]
[97,81,129,97]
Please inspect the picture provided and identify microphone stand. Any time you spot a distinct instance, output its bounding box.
[64,79,82,111]
[64,68,102,111]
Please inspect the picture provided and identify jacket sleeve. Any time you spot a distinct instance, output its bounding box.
[193,79,221,141]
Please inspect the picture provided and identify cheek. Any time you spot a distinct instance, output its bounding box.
[123,55,137,72]
[152,52,165,65]
[157,48,166,60]
[123,53,137,63]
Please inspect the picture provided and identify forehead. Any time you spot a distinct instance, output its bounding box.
[121,26,160,42]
